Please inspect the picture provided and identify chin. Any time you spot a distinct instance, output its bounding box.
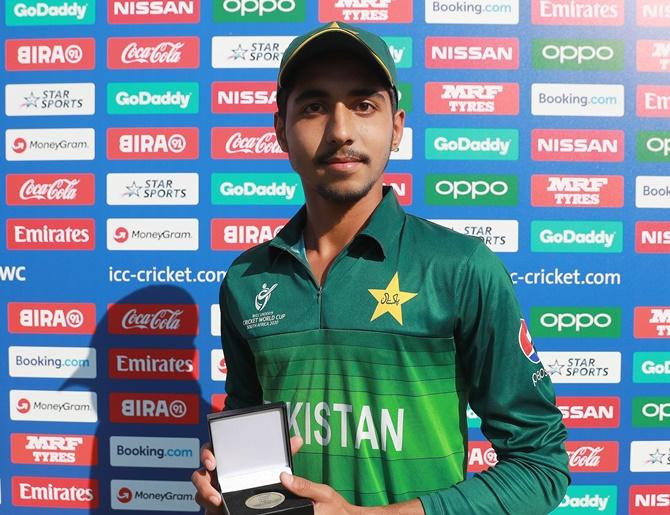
[315,181,377,204]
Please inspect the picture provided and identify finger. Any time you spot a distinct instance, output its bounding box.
[191,467,222,509]
[280,472,333,503]
[290,435,303,456]
[200,442,216,471]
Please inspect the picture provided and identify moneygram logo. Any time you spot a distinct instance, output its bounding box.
[6,174,95,206]
[107,82,198,114]
[432,219,518,253]
[107,304,198,335]
[636,222,670,253]
[426,0,518,24]
[467,441,498,473]
[6,0,94,25]
[211,128,287,159]
[319,0,412,23]
[566,441,619,472]
[5,38,95,70]
[211,36,292,68]
[215,0,305,21]
[637,40,670,72]
[211,173,304,205]
[110,436,199,468]
[12,477,98,509]
[556,485,617,514]
[6,128,95,161]
[532,129,624,161]
[637,85,670,117]
[107,172,198,205]
[425,82,519,115]
[109,348,198,379]
[635,307,670,339]
[634,352,670,383]
[557,397,620,428]
[8,302,96,334]
[11,433,98,466]
[107,36,199,69]
[630,441,670,472]
[10,390,98,422]
[107,218,198,250]
[211,218,286,251]
[5,83,95,116]
[531,221,623,253]
[107,128,199,159]
[537,351,621,384]
[531,83,624,117]
[638,131,670,162]
[532,0,623,25]
[9,346,96,379]
[531,307,621,338]
[7,218,95,250]
[212,81,276,113]
[633,397,670,428]
[108,0,200,23]
[531,175,623,208]
[638,0,670,27]
[426,175,518,206]
[210,349,227,380]
[532,39,624,70]
[425,37,519,69]
[109,393,199,424]
[630,485,670,513]
[110,480,197,511]
[426,128,519,161]
[383,173,412,205]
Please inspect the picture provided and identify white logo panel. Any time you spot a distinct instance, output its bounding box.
[106,173,199,205]
[110,436,199,468]
[107,218,199,251]
[10,390,98,422]
[5,83,95,116]
[636,176,670,208]
[532,83,624,117]
[111,480,198,511]
[431,219,519,252]
[6,128,95,161]
[9,346,96,378]
[537,351,621,384]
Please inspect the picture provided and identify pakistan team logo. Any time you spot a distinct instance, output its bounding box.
[255,283,277,311]
[368,272,417,325]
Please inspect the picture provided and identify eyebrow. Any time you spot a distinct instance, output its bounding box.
[293,87,387,104]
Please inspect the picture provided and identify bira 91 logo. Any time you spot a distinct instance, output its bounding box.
[212,82,276,113]
[211,219,287,251]
[211,127,287,159]
[11,433,98,466]
[468,442,498,473]
[532,129,624,162]
[637,85,670,117]
[12,477,99,509]
[108,0,200,23]
[425,37,519,70]
[425,83,519,115]
[557,396,620,428]
[107,36,199,69]
[107,304,198,335]
[383,173,412,205]
[630,485,670,513]
[319,0,412,23]
[566,441,619,472]
[635,307,670,338]
[109,393,200,424]
[8,302,96,334]
[109,348,199,380]
[638,0,670,27]
[636,222,670,253]
[531,175,623,207]
[637,40,670,72]
[5,38,95,71]
[6,174,95,206]
[531,0,623,26]
[6,219,95,250]
[107,128,199,159]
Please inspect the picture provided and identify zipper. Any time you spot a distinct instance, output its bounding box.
[316,286,323,329]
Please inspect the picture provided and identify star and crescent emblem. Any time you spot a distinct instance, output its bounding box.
[368,272,417,325]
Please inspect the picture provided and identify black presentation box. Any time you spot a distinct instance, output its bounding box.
[207,403,314,515]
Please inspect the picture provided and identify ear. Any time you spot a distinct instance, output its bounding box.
[391,108,405,151]
[274,112,288,153]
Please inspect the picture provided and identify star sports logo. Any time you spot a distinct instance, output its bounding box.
[255,283,277,312]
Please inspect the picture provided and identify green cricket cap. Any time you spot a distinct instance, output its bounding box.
[277,21,398,107]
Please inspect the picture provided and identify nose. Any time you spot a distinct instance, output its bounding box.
[325,102,354,147]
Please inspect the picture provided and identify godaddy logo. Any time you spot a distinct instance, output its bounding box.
[531,221,622,253]
[7,0,94,25]
[531,307,621,338]
[215,0,304,21]
[634,353,670,383]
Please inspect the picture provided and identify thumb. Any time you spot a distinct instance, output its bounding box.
[280,472,333,503]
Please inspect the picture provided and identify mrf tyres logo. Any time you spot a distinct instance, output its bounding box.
[11,433,98,465]
[109,393,199,424]
[635,307,670,338]
[537,351,621,384]
[531,221,623,253]
[637,39,670,72]
[214,0,305,21]
[531,175,623,207]
[111,480,198,511]
[531,307,621,338]
[425,82,519,115]
[319,0,413,23]
[426,175,517,206]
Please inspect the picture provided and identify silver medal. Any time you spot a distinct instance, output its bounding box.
[244,492,286,510]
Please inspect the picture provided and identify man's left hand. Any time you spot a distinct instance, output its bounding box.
[280,471,363,515]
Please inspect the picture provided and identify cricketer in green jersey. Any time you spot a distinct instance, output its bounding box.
[193,22,570,515]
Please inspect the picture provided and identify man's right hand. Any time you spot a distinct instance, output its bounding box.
[192,436,304,514]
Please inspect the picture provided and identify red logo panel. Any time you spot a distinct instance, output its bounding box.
[8,302,96,334]
[425,37,519,70]
[531,175,624,207]
[107,128,199,159]
[12,477,99,508]
[467,441,498,473]
[630,485,670,514]
[211,219,287,251]
[212,82,277,114]
[634,307,670,338]
[425,82,519,115]
[319,0,413,23]
[7,219,95,250]
[11,434,97,466]
[211,127,287,159]
[5,38,95,71]
[108,0,200,23]
[107,37,199,69]
[557,397,620,428]
[109,348,199,380]
[211,394,227,412]
[109,393,200,424]
[531,129,624,162]
[565,441,619,472]
[637,85,670,117]
[531,0,623,25]
[107,304,198,335]
[636,222,670,253]
[383,173,412,206]
[6,174,95,206]
[637,40,670,72]
[637,0,670,27]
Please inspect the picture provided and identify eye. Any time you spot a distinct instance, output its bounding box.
[355,100,376,113]
[303,102,324,114]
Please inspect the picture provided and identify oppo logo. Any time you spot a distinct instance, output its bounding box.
[643,402,670,421]
[646,137,670,157]
[435,180,508,199]
[222,0,294,15]
[542,44,614,64]
[540,312,612,332]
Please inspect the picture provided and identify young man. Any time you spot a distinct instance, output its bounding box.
[193,22,569,514]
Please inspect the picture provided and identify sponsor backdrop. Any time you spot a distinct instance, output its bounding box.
[1,0,669,513]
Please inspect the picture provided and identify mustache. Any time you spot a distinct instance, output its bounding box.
[316,149,370,164]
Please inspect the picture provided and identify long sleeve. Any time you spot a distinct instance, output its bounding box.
[219,278,263,410]
[419,243,570,514]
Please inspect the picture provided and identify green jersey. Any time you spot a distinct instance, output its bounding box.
[220,188,569,514]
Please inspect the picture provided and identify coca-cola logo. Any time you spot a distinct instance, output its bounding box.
[121,308,183,331]
[20,179,79,200]
[121,42,184,64]
[565,441,618,472]
[567,445,603,468]
[225,131,282,155]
